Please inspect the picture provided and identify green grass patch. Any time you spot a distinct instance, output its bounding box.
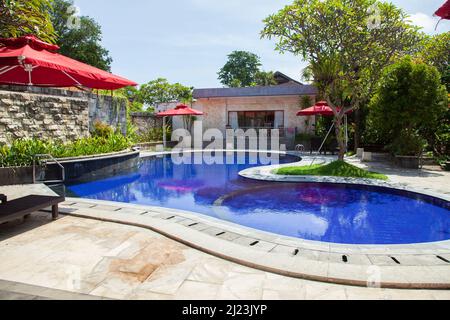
[276,161,388,180]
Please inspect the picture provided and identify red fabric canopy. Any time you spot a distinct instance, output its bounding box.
[435,0,450,19]
[157,104,203,117]
[0,35,137,90]
[297,101,351,117]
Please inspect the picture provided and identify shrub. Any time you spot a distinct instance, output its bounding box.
[369,56,448,156]
[137,126,172,143]
[92,121,114,138]
[0,134,131,168]
[387,130,426,157]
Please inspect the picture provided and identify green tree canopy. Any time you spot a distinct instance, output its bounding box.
[51,0,112,71]
[138,78,193,112]
[254,71,277,86]
[0,0,56,43]
[261,0,421,160]
[218,51,262,87]
[416,32,450,91]
[368,56,448,156]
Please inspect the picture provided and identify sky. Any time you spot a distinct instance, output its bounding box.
[72,0,450,88]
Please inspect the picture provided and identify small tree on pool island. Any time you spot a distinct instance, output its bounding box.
[261,0,421,161]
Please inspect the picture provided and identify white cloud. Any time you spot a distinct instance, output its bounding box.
[408,12,439,34]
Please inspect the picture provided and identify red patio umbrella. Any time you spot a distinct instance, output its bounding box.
[157,104,204,148]
[0,35,137,90]
[435,0,450,20]
[297,101,351,117]
[157,103,204,117]
[297,101,352,151]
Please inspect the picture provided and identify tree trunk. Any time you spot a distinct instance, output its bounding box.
[354,108,361,151]
[334,115,346,161]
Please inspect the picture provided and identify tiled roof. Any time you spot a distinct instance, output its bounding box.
[193,84,317,99]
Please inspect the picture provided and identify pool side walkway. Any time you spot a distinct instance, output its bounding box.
[0,212,449,300]
[0,153,449,299]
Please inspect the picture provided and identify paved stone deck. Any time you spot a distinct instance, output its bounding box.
[0,153,449,299]
[51,197,450,290]
[0,213,449,300]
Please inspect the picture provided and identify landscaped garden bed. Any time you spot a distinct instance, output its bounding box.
[276,161,388,180]
[0,126,138,185]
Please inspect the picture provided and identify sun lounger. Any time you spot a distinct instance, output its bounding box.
[0,194,65,224]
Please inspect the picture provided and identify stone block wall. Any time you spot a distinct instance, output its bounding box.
[89,94,127,136]
[0,86,128,145]
[130,112,163,134]
[0,89,89,144]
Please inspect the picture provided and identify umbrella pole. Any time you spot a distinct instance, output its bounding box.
[310,122,335,167]
[163,116,167,149]
[345,114,348,150]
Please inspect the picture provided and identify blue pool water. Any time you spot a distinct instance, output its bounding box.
[66,152,450,245]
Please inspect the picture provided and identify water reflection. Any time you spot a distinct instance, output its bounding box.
[67,153,450,245]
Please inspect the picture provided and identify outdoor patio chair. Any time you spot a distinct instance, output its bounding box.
[0,194,65,225]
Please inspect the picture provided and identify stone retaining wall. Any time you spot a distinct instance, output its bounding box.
[130,112,163,134]
[0,86,127,144]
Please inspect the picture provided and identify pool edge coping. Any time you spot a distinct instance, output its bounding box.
[56,197,450,290]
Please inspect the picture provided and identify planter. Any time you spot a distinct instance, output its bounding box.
[442,161,450,171]
[362,152,373,162]
[395,155,420,169]
[297,140,312,152]
[0,149,141,186]
[356,148,364,158]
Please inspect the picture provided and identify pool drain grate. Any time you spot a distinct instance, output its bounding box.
[436,256,450,263]
[391,257,401,265]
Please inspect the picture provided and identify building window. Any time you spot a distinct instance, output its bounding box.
[228,111,284,129]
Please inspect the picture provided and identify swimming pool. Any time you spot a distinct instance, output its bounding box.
[66,152,450,245]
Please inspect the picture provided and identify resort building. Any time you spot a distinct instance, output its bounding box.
[166,72,318,148]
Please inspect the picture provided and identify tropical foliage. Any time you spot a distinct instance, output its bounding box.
[136,127,172,144]
[51,0,112,71]
[262,0,422,160]
[277,161,388,180]
[218,51,277,87]
[368,56,448,156]
[135,79,193,112]
[415,32,450,91]
[0,133,131,167]
[218,51,262,87]
[0,0,56,43]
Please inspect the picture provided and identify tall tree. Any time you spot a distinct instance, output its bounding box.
[416,32,450,91]
[138,78,193,111]
[255,71,277,86]
[0,0,56,43]
[51,0,112,71]
[218,51,262,87]
[262,0,421,160]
